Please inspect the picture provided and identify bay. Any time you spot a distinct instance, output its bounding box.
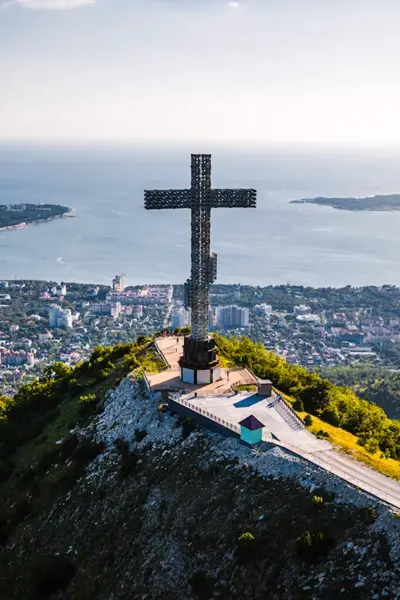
[0,142,399,288]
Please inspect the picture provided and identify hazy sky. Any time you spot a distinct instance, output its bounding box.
[1,0,400,143]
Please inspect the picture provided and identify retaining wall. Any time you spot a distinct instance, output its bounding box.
[168,397,240,440]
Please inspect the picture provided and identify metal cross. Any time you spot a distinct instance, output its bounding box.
[145,154,256,342]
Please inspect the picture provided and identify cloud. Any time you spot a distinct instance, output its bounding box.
[3,0,96,9]
[228,1,240,7]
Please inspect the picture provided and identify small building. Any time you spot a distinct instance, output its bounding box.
[257,379,272,397]
[239,415,265,445]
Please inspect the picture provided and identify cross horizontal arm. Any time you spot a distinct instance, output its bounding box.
[144,189,191,210]
[210,188,257,209]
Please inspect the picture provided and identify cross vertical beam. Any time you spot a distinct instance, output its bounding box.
[190,154,212,341]
[145,153,256,378]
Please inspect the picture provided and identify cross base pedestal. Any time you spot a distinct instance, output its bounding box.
[180,364,222,385]
[179,337,222,385]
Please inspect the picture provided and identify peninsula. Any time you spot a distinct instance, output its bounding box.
[291,194,400,212]
[0,203,71,230]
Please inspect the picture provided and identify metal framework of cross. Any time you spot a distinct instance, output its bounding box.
[145,154,256,342]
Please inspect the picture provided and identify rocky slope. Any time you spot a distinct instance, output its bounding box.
[1,376,400,600]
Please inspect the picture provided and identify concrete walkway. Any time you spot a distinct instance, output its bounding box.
[147,336,400,509]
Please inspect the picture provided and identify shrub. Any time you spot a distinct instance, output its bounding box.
[359,506,378,524]
[95,369,109,382]
[312,495,324,507]
[315,429,330,439]
[134,429,147,443]
[182,417,197,439]
[293,398,304,412]
[236,531,257,563]
[304,414,313,426]
[119,451,138,479]
[296,530,330,560]
[364,437,380,455]
[78,393,98,416]
[114,438,130,456]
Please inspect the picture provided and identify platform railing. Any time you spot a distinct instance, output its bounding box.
[170,392,400,509]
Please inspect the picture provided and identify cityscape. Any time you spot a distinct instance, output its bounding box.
[1,274,399,396]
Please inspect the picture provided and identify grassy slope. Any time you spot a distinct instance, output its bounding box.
[0,342,164,549]
[275,388,400,479]
[303,413,400,481]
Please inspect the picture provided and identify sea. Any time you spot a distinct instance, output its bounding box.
[1,142,400,289]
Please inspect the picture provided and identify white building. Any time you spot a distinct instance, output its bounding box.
[294,304,311,316]
[56,283,67,297]
[255,303,272,316]
[48,306,60,327]
[172,308,190,329]
[216,305,249,328]
[132,305,143,318]
[48,306,73,329]
[110,303,122,319]
[39,331,53,343]
[209,306,216,329]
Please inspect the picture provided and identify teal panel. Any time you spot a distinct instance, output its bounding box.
[240,426,262,445]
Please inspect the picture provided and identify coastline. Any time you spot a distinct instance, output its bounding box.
[291,197,400,212]
[0,207,73,231]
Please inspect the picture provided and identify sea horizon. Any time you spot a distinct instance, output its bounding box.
[1,141,400,289]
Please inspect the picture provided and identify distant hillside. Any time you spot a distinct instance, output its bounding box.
[291,194,400,211]
[0,203,70,229]
[1,345,400,599]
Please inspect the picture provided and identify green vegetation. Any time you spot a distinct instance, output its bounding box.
[291,194,400,212]
[234,383,258,392]
[215,335,400,468]
[0,203,70,229]
[318,365,400,419]
[304,414,313,426]
[295,530,331,560]
[303,413,400,479]
[236,531,257,563]
[0,339,162,548]
[312,495,324,507]
[182,416,198,439]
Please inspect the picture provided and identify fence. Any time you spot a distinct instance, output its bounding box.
[173,395,241,435]
[271,437,400,509]
[171,392,400,509]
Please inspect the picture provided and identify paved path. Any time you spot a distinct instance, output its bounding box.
[147,337,400,508]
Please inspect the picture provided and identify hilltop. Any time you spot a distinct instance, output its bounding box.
[0,337,400,599]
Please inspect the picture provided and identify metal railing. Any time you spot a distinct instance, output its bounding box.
[170,393,400,509]
[153,339,171,371]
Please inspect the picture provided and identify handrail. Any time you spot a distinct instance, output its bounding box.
[153,339,171,371]
[142,370,151,391]
[274,394,305,428]
[170,392,400,509]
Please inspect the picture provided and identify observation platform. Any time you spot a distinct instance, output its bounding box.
[146,336,256,395]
